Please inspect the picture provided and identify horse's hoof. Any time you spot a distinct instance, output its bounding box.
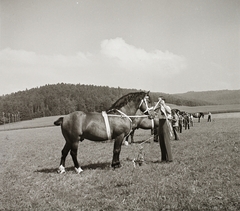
[111,162,121,169]
[57,165,66,174]
[114,164,122,169]
[75,167,83,174]
[57,169,66,174]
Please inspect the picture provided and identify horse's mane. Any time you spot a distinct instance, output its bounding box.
[107,91,147,111]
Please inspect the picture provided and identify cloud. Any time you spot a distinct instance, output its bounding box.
[0,48,92,94]
[100,37,187,75]
[0,48,90,69]
[0,38,187,75]
[0,38,188,95]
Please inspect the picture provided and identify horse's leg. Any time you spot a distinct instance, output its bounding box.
[124,130,134,145]
[58,142,71,174]
[124,135,129,146]
[130,130,135,143]
[70,141,83,174]
[112,134,125,168]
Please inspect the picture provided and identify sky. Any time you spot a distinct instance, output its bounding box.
[0,0,240,95]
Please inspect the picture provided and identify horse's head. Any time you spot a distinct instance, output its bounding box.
[200,112,204,118]
[107,91,153,116]
[138,91,155,118]
[139,92,151,113]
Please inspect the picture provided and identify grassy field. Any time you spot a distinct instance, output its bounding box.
[168,103,240,114]
[0,114,239,210]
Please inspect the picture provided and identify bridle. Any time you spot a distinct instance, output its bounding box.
[152,98,162,112]
[139,96,153,115]
[139,98,162,115]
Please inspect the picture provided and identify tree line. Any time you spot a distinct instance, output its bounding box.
[0,83,210,123]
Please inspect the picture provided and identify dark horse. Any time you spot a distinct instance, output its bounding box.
[125,115,159,144]
[54,91,152,174]
[125,99,165,144]
[191,112,204,122]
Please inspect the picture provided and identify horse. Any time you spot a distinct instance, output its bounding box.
[191,112,204,122]
[125,99,167,144]
[54,91,153,174]
[125,115,159,144]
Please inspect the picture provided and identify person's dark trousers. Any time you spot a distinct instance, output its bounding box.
[173,126,179,140]
[179,124,182,133]
[153,127,158,142]
[158,118,173,162]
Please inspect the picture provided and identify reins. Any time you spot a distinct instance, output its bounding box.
[132,134,153,168]
[139,135,153,146]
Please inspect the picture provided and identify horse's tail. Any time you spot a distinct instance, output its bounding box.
[54,117,64,126]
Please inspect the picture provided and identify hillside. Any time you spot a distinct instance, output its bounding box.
[173,90,240,105]
[0,83,212,121]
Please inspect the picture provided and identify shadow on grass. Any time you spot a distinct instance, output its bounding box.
[35,162,111,173]
[129,140,152,144]
[82,162,110,170]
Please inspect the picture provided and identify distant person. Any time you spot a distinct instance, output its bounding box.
[157,97,173,163]
[172,110,179,140]
[178,114,183,133]
[208,112,212,122]
[184,114,190,130]
[190,114,194,127]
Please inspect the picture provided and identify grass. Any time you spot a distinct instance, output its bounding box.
[0,115,239,210]
[168,103,240,114]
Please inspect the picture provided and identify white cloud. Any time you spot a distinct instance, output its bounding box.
[1,38,187,75]
[100,37,187,75]
[0,38,188,95]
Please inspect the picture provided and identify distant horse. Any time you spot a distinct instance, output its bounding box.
[171,108,181,114]
[172,109,188,117]
[54,91,152,173]
[191,112,204,122]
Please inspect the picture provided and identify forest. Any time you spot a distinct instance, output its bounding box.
[0,83,213,123]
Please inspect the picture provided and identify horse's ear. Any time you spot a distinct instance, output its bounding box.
[146,91,150,95]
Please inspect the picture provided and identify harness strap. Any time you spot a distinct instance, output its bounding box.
[115,110,132,122]
[107,114,149,118]
[115,109,134,137]
[151,119,154,130]
[139,98,153,114]
[153,99,161,111]
[102,111,112,140]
